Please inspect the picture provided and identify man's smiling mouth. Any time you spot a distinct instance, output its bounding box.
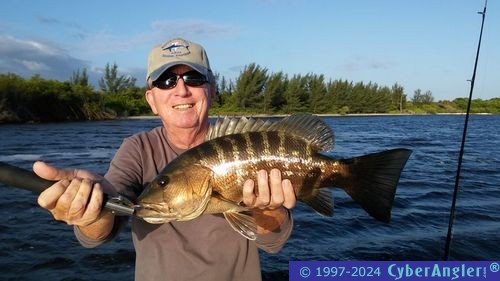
[173,104,194,109]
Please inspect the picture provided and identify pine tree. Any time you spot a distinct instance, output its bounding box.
[233,63,268,110]
[262,71,286,113]
[98,63,136,94]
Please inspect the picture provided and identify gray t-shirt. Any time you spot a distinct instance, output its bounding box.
[74,126,293,281]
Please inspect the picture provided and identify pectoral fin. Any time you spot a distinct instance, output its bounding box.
[203,194,248,214]
[224,211,257,241]
[202,194,257,240]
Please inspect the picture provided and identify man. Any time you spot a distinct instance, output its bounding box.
[35,38,296,281]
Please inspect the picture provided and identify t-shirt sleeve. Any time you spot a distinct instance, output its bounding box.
[74,136,144,248]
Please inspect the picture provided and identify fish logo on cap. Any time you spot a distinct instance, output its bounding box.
[161,38,191,57]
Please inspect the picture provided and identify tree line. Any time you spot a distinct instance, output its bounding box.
[0,63,149,123]
[0,62,498,123]
[212,63,499,115]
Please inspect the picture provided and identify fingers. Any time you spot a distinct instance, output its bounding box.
[256,170,271,207]
[242,179,256,207]
[282,179,296,209]
[267,169,284,209]
[37,178,104,226]
[38,179,70,210]
[242,169,296,210]
[33,161,100,182]
[80,183,104,226]
[33,161,67,181]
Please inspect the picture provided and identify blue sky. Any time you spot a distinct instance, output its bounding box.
[0,0,498,100]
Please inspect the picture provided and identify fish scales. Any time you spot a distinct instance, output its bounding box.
[136,113,413,240]
[195,131,325,203]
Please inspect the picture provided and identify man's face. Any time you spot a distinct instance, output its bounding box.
[145,64,215,130]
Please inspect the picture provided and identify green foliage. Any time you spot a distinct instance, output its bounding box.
[70,68,89,87]
[99,63,137,94]
[0,62,149,123]
[390,83,406,112]
[412,89,435,105]
[307,74,328,113]
[284,74,307,113]
[102,87,150,116]
[262,72,287,113]
[233,63,268,110]
[1,62,498,123]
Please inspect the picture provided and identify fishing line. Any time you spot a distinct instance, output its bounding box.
[442,0,488,261]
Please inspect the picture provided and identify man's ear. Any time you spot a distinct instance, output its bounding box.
[145,89,158,114]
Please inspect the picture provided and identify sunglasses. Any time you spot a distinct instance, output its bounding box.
[152,70,208,90]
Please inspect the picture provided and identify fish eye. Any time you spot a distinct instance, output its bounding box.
[157,176,169,187]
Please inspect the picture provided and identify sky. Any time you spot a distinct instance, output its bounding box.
[0,0,498,101]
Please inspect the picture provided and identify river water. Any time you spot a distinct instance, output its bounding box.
[0,115,499,280]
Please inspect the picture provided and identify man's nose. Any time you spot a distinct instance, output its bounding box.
[174,78,190,97]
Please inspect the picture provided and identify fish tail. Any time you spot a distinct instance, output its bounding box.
[330,148,412,222]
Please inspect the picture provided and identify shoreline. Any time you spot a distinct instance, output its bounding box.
[124,112,495,120]
[1,112,495,125]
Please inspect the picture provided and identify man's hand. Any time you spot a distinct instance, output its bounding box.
[242,168,296,210]
[34,161,116,239]
[242,169,296,234]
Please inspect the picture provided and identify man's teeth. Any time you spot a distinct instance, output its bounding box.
[173,104,193,109]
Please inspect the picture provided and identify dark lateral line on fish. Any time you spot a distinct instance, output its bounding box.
[0,161,135,216]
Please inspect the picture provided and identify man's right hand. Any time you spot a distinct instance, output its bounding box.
[34,161,116,239]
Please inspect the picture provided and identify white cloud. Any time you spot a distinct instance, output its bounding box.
[0,18,237,86]
[18,60,50,72]
[0,34,89,80]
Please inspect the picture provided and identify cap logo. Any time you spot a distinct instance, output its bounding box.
[161,39,190,58]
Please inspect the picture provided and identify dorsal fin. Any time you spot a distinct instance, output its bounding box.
[205,116,273,141]
[270,113,334,151]
[206,113,334,152]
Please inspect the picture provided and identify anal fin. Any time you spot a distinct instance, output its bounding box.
[224,211,257,240]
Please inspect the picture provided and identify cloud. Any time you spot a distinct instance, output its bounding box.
[150,19,237,40]
[76,19,237,56]
[341,56,394,71]
[0,34,90,81]
[0,18,237,86]
[37,16,62,25]
[36,16,87,39]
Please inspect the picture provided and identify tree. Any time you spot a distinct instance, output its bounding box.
[99,63,136,94]
[70,68,89,87]
[262,71,286,113]
[233,63,268,110]
[307,74,329,113]
[390,83,406,112]
[284,74,306,113]
[412,89,434,105]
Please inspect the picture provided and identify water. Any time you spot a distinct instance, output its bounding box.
[0,115,499,280]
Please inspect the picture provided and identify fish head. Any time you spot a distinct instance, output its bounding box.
[136,164,213,223]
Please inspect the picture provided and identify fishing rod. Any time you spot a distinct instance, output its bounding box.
[0,161,136,217]
[443,0,488,261]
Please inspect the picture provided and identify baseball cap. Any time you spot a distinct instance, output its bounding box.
[146,38,215,84]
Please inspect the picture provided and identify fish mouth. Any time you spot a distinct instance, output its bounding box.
[172,103,194,110]
[134,203,179,223]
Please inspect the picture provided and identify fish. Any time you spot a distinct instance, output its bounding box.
[135,113,412,240]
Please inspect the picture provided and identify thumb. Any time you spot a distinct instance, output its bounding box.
[33,161,77,181]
